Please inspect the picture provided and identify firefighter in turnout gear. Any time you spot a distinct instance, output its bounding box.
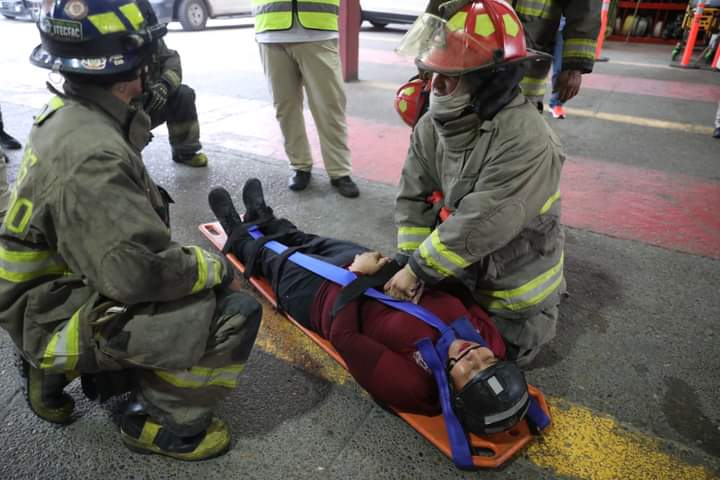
[513,0,601,111]
[138,0,208,167]
[0,0,262,460]
[389,0,565,366]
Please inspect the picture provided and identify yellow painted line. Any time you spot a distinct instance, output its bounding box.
[562,106,715,135]
[603,59,674,70]
[255,299,718,479]
[255,302,351,386]
[528,398,718,480]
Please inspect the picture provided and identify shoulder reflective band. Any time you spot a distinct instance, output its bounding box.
[245,225,550,467]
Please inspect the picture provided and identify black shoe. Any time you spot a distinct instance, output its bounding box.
[330,176,360,198]
[208,187,242,235]
[714,127,720,139]
[242,178,273,222]
[0,130,21,150]
[288,170,311,191]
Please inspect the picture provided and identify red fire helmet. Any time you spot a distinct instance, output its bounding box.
[396,0,547,76]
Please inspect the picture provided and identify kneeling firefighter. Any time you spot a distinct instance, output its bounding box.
[0,0,262,460]
[387,0,566,366]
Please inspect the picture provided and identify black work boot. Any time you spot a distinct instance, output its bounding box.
[208,187,243,235]
[714,127,720,139]
[0,128,21,150]
[330,176,360,198]
[242,178,273,222]
[120,402,231,461]
[288,170,311,191]
[15,350,75,424]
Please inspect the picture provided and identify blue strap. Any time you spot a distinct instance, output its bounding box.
[247,226,450,330]
[417,338,476,470]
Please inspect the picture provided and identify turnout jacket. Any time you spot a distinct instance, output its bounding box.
[395,93,565,318]
[0,83,225,368]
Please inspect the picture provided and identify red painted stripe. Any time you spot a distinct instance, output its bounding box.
[561,157,720,258]
[358,49,720,103]
[214,108,720,258]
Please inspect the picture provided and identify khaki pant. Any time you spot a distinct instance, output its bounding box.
[259,39,352,178]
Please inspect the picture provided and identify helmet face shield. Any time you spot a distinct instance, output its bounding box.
[396,13,495,76]
[396,1,546,76]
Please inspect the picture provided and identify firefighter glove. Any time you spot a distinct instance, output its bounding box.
[145,81,169,113]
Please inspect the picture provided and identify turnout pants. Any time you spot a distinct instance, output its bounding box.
[229,218,366,328]
[30,285,261,436]
[258,40,353,178]
[150,84,202,159]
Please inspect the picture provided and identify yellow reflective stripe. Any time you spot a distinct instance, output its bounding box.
[448,11,468,31]
[430,230,470,269]
[88,12,127,34]
[161,70,181,90]
[119,3,144,31]
[398,241,422,251]
[419,242,454,277]
[214,257,222,286]
[5,198,33,234]
[35,96,66,124]
[474,13,495,36]
[0,245,68,283]
[399,226,432,236]
[191,246,208,294]
[515,0,557,20]
[297,11,338,30]
[515,6,554,20]
[255,12,293,32]
[398,226,432,252]
[502,14,520,37]
[520,76,547,96]
[40,309,81,371]
[480,254,564,312]
[540,190,561,214]
[564,38,597,60]
[155,364,246,389]
[139,420,161,445]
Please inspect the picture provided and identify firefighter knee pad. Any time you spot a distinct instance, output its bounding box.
[15,351,76,424]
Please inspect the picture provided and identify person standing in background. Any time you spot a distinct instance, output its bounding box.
[252,0,360,198]
[549,16,568,119]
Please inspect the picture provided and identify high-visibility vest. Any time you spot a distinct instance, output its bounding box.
[252,0,339,33]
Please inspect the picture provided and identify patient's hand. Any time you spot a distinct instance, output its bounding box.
[348,251,391,275]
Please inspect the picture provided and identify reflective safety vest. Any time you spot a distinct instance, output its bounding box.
[252,0,339,33]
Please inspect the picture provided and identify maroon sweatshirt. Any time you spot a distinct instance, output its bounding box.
[310,282,506,416]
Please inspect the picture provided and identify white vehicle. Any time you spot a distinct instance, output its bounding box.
[360,0,426,28]
[150,0,252,31]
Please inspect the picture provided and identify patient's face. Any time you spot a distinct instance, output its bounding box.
[447,340,497,390]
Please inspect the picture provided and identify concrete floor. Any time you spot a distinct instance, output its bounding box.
[0,17,718,480]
